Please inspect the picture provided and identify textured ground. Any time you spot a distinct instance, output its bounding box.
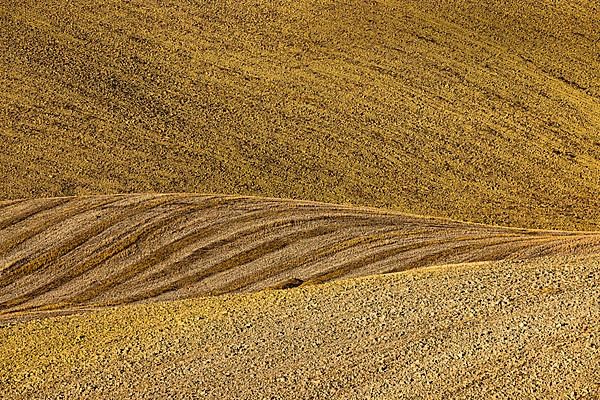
[1,0,599,229]
[1,0,599,397]
[1,255,598,399]
[1,194,599,321]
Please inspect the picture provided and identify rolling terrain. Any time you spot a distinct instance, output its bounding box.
[1,193,599,322]
[1,0,599,229]
[1,0,600,397]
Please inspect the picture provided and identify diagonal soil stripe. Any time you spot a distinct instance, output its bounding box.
[214,227,419,295]
[109,225,340,306]
[62,209,311,305]
[0,198,70,232]
[0,196,252,312]
[360,235,569,278]
[0,202,206,312]
[0,199,26,212]
[71,213,384,306]
[1,194,599,320]
[306,234,536,284]
[0,195,174,290]
[381,236,560,276]
[0,197,123,257]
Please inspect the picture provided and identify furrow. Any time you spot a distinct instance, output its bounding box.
[217,227,418,295]
[0,194,599,319]
[76,212,384,306]
[0,199,70,232]
[504,234,600,258]
[108,225,340,306]
[0,204,190,312]
[383,236,557,275]
[0,197,238,313]
[0,195,174,290]
[52,198,276,307]
[307,233,533,284]
[62,207,315,305]
[0,199,25,211]
[0,197,123,257]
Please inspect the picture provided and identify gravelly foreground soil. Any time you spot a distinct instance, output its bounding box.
[1,255,598,399]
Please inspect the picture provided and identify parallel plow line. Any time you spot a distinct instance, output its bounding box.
[0,194,598,319]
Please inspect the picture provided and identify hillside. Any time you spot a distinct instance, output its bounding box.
[2,255,598,399]
[1,194,599,321]
[2,0,599,229]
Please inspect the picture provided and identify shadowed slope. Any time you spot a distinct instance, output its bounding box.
[1,0,599,229]
[1,193,599,320]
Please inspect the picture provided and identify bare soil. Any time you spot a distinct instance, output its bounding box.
[1,0,599,229]
[1,255,598,399]
[1,194,599,321]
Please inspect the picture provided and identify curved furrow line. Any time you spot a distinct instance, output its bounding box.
[0,196,124,258]
[0,203,199,311]
[0,196,159,284]
[62,209,336,305]
[0,199,26,211]
[326,238,508,281]
[376,235,560,273]
[137,215,410,294]
[0,195,176,290]
[0,194,599,319]
[107,225,340,306]
[0,198,70,232]
[3,198,243,312]
[381,236,562,277]
[176,221,405,298]
[0,197,158,275]
[50,203,303,307]
[0,195,255,311]
[236,232,578,293]
[303,233,525,284]
[74,213,390,306]
[215,227,428,295]
[513,234,600,258]
[146,213,388,276]
[239,233,478,291]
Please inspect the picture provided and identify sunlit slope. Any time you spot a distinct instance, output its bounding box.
[2,256,599,399]
[1,0,599,229]
[1,194,599,321]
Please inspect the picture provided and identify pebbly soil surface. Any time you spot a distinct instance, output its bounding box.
[1,255,598,399]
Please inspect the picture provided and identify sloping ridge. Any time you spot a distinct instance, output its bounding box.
[1,0,599,230]
[1,193,599,321]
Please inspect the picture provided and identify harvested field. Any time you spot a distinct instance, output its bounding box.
[1,255,598,399]
[1,193,599,321]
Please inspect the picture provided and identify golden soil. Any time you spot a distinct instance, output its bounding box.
[1,0,600,397]
[1,0,599,229]
[1,194,599,322]
[1,255,598,399]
